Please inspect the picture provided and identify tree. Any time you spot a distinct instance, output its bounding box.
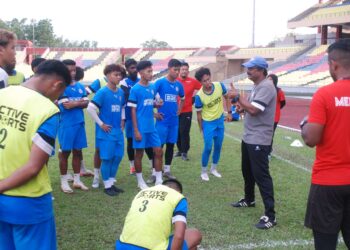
[141,39,171,48]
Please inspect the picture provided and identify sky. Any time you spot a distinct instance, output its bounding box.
[1,0,318,48]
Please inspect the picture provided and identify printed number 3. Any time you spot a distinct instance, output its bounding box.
[0,128,7,149]
[139,200,149,212]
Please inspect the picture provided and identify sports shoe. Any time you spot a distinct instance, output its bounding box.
[111,185,124,193]
[231,198,255,208]
[138,181,149,190]
[66,173,74,182]
[200,172,209,181]
[73,181,89,191]
[80,169,94,177]
[174,152,182,157]
[181,153,189,161]
[129,166,136,175]
[92,177,100,188]
[163,171,176,179]
[104,187,118,196]
[61,180,73,194]
[255,215,277,229]
[146,175,156,184]
[210,169,222,178]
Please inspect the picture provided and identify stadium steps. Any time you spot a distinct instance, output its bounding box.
[84,51,110,71]
[302,75,330,86]
[53,51,64,60]
[141,51,156,61]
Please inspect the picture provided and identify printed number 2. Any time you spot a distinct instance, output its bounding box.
[0,128,7,149]
[139,200,149,212]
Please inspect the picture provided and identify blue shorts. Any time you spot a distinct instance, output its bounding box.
[203,116,224,140]
[98,139,124,160]
[133,131,161,149]
[115,236,188,250]
[0,217,57,250]
[156,123,178,144]
[125,119,133,139]
[58,123,87,151]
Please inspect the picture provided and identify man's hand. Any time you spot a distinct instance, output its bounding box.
[154,112,164,120]
[101,123,112,133]
[134,130,142,141]
[227,82,240,100]
[154,98,164,109]
[62,101,76,109]
[225,113,232,122]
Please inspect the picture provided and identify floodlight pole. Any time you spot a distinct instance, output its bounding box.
[252,0,256,47]
[31,19,35,58]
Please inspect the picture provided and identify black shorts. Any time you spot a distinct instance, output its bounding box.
[305,184,350,234]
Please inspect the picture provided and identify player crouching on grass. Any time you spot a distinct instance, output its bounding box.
[87,64,126,196]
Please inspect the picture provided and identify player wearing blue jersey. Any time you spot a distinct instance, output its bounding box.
[194,68,232,181]
[127,61,163,189]
[87,64,126,196]
[58,59,89,193]
[0,60,71,250]
[153,59,184,181]
[120,59,154,175]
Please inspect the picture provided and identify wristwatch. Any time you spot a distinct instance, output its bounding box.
[299,118,308,129]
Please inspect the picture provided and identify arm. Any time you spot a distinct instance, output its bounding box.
[224,94,232,122]
[301,121,324,147]
[237,97,261,116]
[177,98,185,116]
[121,106,125,131]
[196,111,203,133]
[171,221,186,250]
[131,107,142,141]
[63,98,89,109]
[87,102,111,133]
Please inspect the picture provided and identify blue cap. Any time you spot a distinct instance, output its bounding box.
[242,56,268,69]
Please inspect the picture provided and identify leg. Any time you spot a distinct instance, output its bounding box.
[0,220,16,250]
[270,122,278,155]
[153,147,163,185]
[212,127,224,165]
[72,149,88,190]
[176,113,184,153]
[92,145,101,188]
[341,188,350,249]
[241,141,255,203]
[165,143,175,166]
[247,144,275,219]
[313,230,338,250]
[127,137,135,162]
[185,228,202,250]
[181,112,192,155]
[145,147,154,170]
[59,150,73,193]
[13,217,57,250]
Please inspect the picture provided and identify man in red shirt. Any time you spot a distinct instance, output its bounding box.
[175,62,202,161]
[301,39,350,250]
[267,74,286,156]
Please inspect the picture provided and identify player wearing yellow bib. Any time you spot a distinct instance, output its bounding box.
[116,179,202,250]
[194,68,232,181]
[0,60,71,250]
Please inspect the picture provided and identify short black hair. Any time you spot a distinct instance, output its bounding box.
[75,66,84,81]
[327,39,350,69]
[267,74,278,86]
[62,59,76,66]
[195,67,211,81]
[181,62,189,68]
[162,179,183,193]
[137,60,152,72]
[31,58,46,71]
[125,58,138,69]
[36,60,72,86]
[168,59,182,68]
[103,64,127,78]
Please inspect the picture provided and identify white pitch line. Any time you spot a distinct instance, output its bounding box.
[277,124,301,133]
[224,132,311,173]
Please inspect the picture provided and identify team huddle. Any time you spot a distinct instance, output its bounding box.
[1,27,350,250]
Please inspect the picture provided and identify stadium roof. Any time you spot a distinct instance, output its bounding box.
[288,0,350,28]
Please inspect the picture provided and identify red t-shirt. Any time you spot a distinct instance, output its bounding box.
[308,79,350,185]
[274,88,286,123]
[177,77,202,113]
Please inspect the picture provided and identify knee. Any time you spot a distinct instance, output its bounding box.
[154,148,163,158]
[185,228,202,248]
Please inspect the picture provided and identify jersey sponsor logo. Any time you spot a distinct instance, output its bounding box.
[143,99,154,106]
[335,97,350,107]
[205,96,222,108]
[0,105,29,132]
[165,94,177,102]
[111,105,121,112]
[136,190,168,201]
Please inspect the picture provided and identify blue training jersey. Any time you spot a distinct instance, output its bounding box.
[120,77,140,121]
[91,86,125,141]
[127,83,156,133]
[57,82,87,128]
[153,77,184,126]
[87,77,108,94]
